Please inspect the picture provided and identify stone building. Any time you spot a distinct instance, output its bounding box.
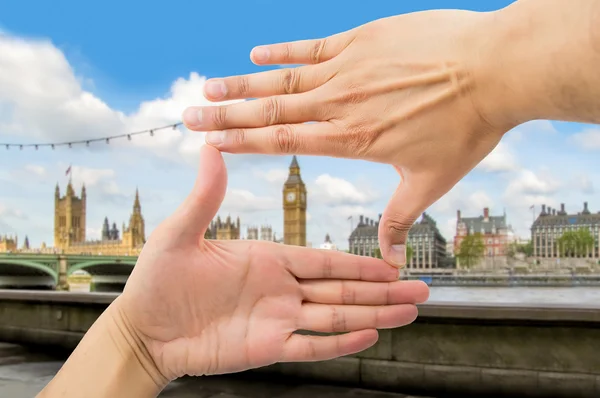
[0,235,17,252]
[246,225,275,241]
[454,207,512,258]
[283,156,307,246]
[348,213,447,269]
[209,216,241,240]
[54,182,146,255]
[406,212,447,269]
[348,215,380,257]
[532,202,600,258]
[319,234,338,250]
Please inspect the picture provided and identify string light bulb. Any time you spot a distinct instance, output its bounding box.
[0,122,183,150]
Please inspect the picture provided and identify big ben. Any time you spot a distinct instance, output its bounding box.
[283,156,307,246]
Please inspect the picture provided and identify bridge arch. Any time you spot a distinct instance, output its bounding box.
[0,259,58,281]
[68,260,137,275]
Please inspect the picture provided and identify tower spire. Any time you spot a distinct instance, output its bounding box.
[133,187,141,211]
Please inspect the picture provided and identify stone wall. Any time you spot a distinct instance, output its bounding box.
[0,291,599,397]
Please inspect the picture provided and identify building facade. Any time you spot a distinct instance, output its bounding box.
[348,215,380,257]
[54,182,146,255]
[283,156,307,246]
[532,202,600,258]
[319,234,338,250]
[246,225,275,241]
[454,207,511,258]
[348,213,447,269]
[0,235,17,252]
[209,216,241,240]
[406,212,447,269]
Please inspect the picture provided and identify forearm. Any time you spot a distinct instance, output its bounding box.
[37,297,168,398]
[478,0,600,128]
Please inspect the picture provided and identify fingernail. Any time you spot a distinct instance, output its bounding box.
[389,244,406,268]
[183,107,203,127]
[205,131,225,146]
[204,80,227,99]
[252,46,270,63]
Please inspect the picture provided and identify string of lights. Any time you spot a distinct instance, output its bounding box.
[0,122,183,150]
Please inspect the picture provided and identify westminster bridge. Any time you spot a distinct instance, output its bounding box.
[0,253,136,291]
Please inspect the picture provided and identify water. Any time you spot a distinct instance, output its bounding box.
[428,286,600,305]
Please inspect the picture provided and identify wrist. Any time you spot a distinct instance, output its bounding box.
[39,297,168,398]
[106,297,170,392]
[472,0,600,129]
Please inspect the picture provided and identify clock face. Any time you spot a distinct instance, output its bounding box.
[286,192,296,202]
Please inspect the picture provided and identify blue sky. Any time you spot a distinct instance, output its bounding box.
[1,0,599,250]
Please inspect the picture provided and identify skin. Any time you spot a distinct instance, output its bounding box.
[182,0,600,268]
[38,145,429,397]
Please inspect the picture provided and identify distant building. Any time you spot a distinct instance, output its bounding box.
[455,207,512,258]
[406,213,447,269]
[320,234,337,250]
[53,182,146,255]
[0,235,18,252]
[209,216,241,240]
[348,215,380,257]
[348,213,447,269]
[246,225,275,241]
[446,240,454,257]
[532,202,600,258]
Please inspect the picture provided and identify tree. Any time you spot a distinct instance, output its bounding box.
[456,233,485,268]
[558,228,595,257]
[517,241,533,257]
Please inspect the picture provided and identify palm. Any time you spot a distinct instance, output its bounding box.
[119,146,429,381]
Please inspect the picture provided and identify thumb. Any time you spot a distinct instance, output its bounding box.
[378,174,431,268]
[170,145,227,244]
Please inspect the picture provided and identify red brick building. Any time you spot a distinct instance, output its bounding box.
[454,207,513,258]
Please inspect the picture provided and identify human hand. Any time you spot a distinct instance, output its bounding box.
[182,10,514,267]
[116,145,429,382]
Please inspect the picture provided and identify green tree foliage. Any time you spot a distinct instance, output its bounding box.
[456,233,485,268]
[558,228,595,257]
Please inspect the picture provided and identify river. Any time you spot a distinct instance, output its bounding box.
[428,286,600,304]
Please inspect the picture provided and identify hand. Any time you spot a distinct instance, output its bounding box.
[117,145,429,382]
[182,10,513,267]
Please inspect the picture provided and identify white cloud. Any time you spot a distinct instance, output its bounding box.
[0,34,248,167]
[311,174,379,206]
[220,189,279,213]
[570,128,600,150]
[0,202,27,220]
[477,141,518,172]
[252,168,288,184]
[504,169,560,197]
[576,173,595,194]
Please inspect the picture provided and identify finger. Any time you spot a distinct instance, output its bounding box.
[166,145,227,244]
[203,122,342,155]
[202,64,334,102]
[281,329,378,362]
[183,93,321,132]
[297,303,418,333]
[275,245,399,282]
[250,30,356,65]
[300,280,430,305]
[378,170,437,268]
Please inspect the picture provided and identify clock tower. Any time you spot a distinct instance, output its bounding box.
[283,156,307,246]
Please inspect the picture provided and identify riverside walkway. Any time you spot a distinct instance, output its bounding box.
[0,343,430,398]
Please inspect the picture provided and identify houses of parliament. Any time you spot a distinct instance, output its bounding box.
[0,156,308,254]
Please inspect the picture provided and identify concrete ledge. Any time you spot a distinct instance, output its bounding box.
[1,290,599,323]
[253,359,600,398]
[1,290,600,397]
